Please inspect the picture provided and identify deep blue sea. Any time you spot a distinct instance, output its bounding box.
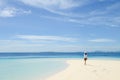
[0,52,120,60]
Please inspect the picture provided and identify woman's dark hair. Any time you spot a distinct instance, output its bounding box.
[85,53,87,55]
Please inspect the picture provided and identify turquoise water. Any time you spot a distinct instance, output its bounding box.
[0,58,68,80]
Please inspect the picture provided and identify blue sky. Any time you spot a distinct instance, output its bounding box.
[0,0,120,52]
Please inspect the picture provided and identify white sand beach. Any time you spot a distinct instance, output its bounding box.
[46,60,120,80]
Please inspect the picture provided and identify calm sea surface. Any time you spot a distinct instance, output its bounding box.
[0,52,120,59]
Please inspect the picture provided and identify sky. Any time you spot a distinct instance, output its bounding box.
[0,0,120,52]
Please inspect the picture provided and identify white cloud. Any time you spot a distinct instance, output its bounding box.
[19,0,91,16]
[0,39,119,52]
[89,39,116,42]
[90,2,120,16]
[0,0,31,18]
[0,7,17,17]
[20,0,80,9]
[16,35,78,42]
[67,16,120,27]
[0,7,31,17]
[0,40,45,52]
[0,39,80,52]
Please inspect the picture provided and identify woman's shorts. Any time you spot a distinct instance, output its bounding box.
[84,58,87,60]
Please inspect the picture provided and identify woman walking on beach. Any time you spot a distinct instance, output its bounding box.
[84,51,88,65]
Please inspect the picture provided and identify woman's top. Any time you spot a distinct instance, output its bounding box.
[84,53,87,58]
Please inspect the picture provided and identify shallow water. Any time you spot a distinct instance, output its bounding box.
[0,58,68,80]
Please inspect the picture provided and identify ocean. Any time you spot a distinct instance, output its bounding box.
[0,52,120,80]
[0,52,120,59]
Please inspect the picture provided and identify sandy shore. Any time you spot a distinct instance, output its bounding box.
[46,59,120,80]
